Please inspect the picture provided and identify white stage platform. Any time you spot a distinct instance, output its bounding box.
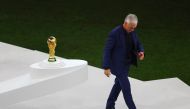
[0,42,190,109]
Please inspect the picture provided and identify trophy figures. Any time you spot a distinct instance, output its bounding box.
[47,36,57,62]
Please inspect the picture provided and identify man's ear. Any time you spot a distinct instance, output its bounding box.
[123,22,128,29]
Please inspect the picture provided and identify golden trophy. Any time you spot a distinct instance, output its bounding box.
[47,36,57,62]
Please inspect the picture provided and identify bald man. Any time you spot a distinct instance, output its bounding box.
[102,14,145,109]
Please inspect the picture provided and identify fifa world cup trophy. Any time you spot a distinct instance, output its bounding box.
[47,36,57,62]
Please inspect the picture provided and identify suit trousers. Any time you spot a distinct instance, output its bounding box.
[106,67,136,109]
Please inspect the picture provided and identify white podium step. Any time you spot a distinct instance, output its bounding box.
[0,42,190,109]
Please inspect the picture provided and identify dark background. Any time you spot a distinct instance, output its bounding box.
[0,0,190,85]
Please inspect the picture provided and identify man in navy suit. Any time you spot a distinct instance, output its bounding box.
[102,14,145,109]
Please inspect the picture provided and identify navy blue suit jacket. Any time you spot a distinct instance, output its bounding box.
[102,25,144,75]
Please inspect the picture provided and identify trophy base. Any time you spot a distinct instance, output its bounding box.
[48,57,56,62]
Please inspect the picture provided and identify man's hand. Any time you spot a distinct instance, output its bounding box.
[138,52,144,60]
[104,69,111,77]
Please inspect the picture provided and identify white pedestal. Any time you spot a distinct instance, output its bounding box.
[30,59,86,79]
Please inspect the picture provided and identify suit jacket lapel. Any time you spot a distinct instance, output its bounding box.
[131,32,137,51]
[121,29,126,50]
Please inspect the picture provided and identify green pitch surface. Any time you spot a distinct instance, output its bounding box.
[0,0,190,85]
